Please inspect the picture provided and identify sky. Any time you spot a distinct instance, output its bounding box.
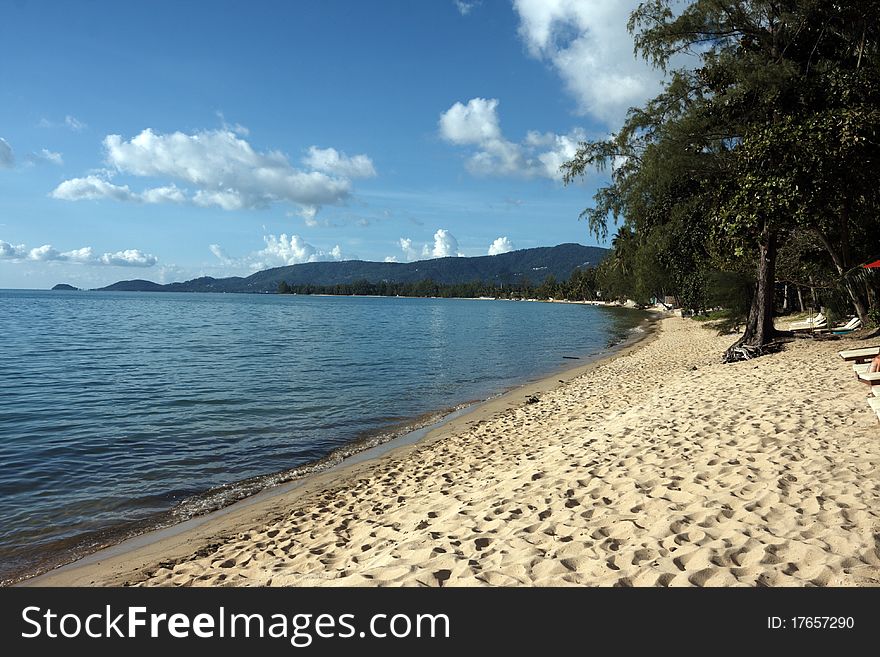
[0,0,670,289]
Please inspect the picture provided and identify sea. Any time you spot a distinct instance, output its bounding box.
[0,290,648,584]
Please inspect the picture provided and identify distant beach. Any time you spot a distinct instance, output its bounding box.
[28,317,880,587]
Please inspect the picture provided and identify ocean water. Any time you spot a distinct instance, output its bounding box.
[0,290,646,583]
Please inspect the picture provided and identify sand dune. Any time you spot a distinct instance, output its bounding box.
[34,318,880,587]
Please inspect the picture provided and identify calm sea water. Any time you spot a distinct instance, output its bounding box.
[0,290,646,583]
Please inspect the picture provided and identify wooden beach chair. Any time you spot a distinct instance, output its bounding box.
[838,346,880,363]
[869,397,880,422]
[857,371,880,386]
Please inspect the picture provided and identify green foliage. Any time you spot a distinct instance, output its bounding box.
[562,1,880,346]
[869,305,880,330]
[275,268,602,302]
[705,270,754,334]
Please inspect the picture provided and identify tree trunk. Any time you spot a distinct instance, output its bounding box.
[782,283,788,311]
[724,228,779,361]
[797,287,804,312]
[814,229,870,325]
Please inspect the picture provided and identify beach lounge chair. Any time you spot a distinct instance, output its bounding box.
[788,312,825,330]
[858,371,880,386]
[791,319,828,333]
[839,346,880,363]
[868,397,880,422]
[831,317,861,334]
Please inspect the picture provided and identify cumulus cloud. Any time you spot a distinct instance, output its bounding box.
[0,240,27,258]
[52,128,373,216]
[0,239,157,267]
[488,236,514,255]
[384,255,398,263]
[0,138,14,169]
[51,176,192,205]
[99,250,158,267]
[303,146,376,179]
[51,175,136,201]
[439,98,583,179]
[398,237,420,262]
[439,97,502,145]
[427,229,462,258]
[27,244,65,261]
[210,234,346,271]
[140,184,187,204]
[397,229,463,262]
[512,0,665,126]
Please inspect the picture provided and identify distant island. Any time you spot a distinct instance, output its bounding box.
[51,284,79,291]
[88,244,608,295]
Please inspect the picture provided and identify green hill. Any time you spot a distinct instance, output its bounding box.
[95,243,608,293]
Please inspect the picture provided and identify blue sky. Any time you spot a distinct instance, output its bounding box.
[0,0,666,289]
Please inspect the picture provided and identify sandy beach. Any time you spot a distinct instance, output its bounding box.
[29,317,880,587]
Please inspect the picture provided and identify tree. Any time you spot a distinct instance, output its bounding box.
[564,1,880,359]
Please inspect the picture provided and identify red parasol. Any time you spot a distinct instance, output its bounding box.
[864,259,880,269]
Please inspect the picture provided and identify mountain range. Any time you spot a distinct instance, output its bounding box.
[83,243,607,293]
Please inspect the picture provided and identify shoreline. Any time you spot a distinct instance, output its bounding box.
[21,313,661,586]
[30,315,880,587]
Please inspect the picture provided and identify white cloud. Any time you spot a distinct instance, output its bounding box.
[192,188,245,211]
[28,244,64,261]
[0,138,14,169]
[0,240,27,258]
[104,129,349,208]
[140,184,186,204]
[488,236,515,255]
[65,115,87,131]
[384,255,398,263]
[61,247,95,262]
[157,263,187,284]
[51,176,192,204]
[0,239,157,267]
[397,230,464,261]
[25,148,64,166]
[215,111,249,136]
[38,116,87,131]
[512,0,664,126]
[212,234,347,271]
[53,128,370,216]
[99,249,158,267]
[51,175,136,201]
[429,228,462,258]
[303,146,376,179]
[209,243,232,264]
[454,1,478,15]
[398,237,420,262]
[299,205,319,227]
[439,98,584,179]
[438,98,501,145]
